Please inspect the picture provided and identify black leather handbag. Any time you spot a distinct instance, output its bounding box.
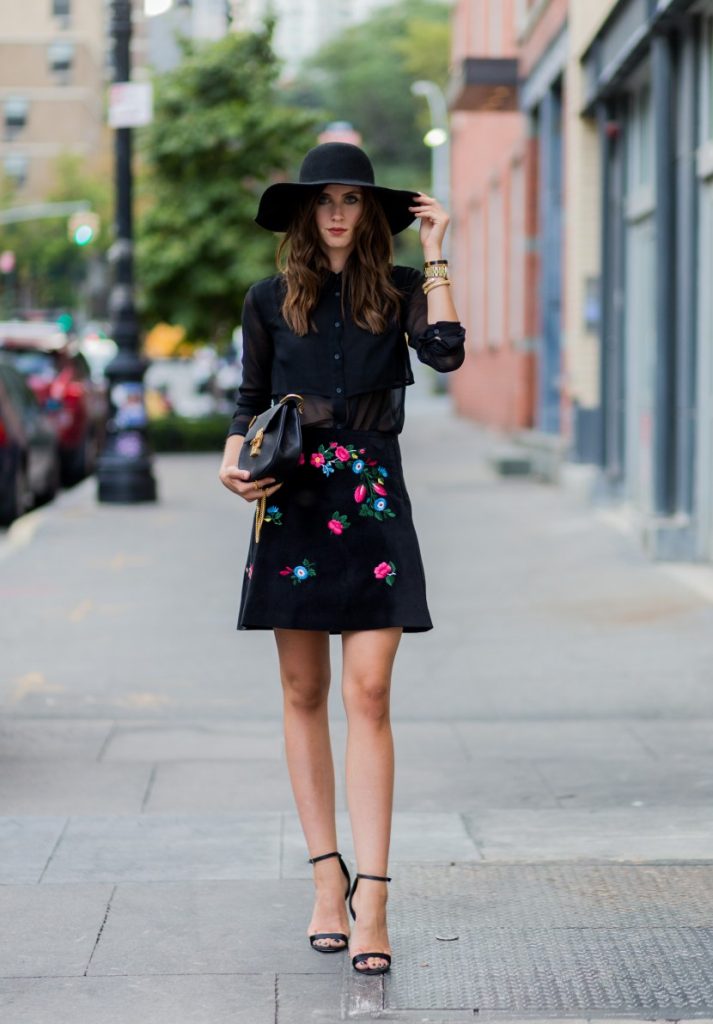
[238,393,304,542]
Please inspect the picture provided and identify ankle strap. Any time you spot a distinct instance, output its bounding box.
[356,872,391,882]
[308,850,342,865]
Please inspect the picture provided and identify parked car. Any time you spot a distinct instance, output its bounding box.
[0,321,108,485]
[0,361,60,526]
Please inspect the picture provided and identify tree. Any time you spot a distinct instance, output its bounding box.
[136,21,323,344]
[0,153,111,315]
[287,0,451,187]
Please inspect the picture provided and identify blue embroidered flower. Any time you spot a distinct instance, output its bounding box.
[322,463,335,476]
[267,505,279,514]
[293,565,309,580]
[378,466,388,477]
[352,459,365,473]
[373,497,388,512]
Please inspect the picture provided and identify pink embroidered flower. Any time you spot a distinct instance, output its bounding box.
[329,441,338,448]
[298,452,305,465]
[367,459,378,466]
[354,484,367,503]
[373,561,392,579]
[310,452,325,467]
[335,445,351,462]
[279,566,292,576]
[327,518,343,535]
[359,448,366,454]
[373,483,387,496]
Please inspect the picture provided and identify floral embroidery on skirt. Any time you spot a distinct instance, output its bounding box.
[236,426,432,633]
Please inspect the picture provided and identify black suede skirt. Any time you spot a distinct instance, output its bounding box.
[236,426,433,633]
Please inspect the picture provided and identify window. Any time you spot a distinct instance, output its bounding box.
[509,159,525,343]
[626,80,653,193]
[4,98,29,141]
[704,15,713,143]
[469,203,484,349]
[487,181,504,346]
[52,0,71,28]
[48,40,75,79]
[3,154,29,189]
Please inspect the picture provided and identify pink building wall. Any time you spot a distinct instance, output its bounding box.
[449,0,569,435]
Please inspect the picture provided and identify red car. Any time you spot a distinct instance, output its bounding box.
[0,321,107,485]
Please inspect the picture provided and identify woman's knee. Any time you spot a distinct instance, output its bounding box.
[343,674,391,720]
[280,665,330,711]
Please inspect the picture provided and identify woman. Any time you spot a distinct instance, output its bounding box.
[219,142,465,976]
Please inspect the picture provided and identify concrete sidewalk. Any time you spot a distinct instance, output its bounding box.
[1,397,713,1023]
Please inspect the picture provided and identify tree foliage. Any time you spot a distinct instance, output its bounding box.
[0,153,111,315]
[136,21,322,343]
[287,0,451,187]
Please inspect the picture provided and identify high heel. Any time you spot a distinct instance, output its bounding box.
[348,872,392,975]
[307,850,351,953]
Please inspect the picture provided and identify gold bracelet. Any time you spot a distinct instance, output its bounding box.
[422,277,451,293]
[424,263,449,279]
[422,278,452,295]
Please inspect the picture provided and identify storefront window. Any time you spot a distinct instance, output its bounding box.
[705,16,713,142]
[626,81,653,193]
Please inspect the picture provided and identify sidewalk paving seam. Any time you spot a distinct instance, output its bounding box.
[83,883,116,977]
[140,764,158,811]
[36,815,70,884]
[96,722,118,762]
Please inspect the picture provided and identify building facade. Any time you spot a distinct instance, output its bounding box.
[448,0,570,437]
[580,0,713,559]
[450,0,713,563]
[0,0,110,200]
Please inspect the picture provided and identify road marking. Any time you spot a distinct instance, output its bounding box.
[68,599,93,622]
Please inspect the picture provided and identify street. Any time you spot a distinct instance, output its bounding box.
[1,396,713,1022]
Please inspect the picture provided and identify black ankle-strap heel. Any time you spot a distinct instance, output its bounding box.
[348,872,392,975]
[307,850,352,953]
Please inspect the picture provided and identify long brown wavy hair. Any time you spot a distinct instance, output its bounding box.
[275,187,405,336]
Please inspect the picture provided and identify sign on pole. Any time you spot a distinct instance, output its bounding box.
[108,82,153,128]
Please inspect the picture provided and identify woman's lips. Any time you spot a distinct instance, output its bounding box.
[328,228,347,235]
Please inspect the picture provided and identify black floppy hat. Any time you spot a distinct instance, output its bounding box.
[254,142,419,236]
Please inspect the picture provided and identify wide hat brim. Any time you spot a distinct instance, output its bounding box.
[254,180,419,236]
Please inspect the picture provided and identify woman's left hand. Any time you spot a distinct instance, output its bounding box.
[409,192,449,253]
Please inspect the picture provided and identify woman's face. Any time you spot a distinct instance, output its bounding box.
[314,183,363,257]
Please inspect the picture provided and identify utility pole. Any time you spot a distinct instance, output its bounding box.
[96,0,157,503]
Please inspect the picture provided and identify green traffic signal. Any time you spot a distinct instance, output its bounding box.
[74,224,94,246]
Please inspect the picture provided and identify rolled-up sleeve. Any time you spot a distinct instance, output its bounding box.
[404,269,466,372]
[226,286,273,437]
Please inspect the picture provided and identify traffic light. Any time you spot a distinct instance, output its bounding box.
[68,211,100,246]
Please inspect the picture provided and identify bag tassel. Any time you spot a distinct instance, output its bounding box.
[254,495,267,543]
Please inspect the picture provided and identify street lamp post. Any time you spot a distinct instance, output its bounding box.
[410,80,450,259]
[96,0,157,503]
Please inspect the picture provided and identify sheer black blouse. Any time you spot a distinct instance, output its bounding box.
[226,264,466,437]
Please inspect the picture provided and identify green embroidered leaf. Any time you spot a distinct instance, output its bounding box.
[386,575,395,587]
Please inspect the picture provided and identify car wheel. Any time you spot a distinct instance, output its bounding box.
[62,434,92,486]
[0,461,29,526]
[37,448,61,505]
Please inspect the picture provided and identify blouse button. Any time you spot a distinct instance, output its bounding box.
[334,320,341,327]
[334,291,340,297]
[334,353,341,360]
[336,386,343,394]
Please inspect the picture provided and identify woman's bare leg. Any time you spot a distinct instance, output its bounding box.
[341,626,402,970]
[274,627,349,949]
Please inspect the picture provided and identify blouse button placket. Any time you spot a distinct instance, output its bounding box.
[332,295,346,423]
